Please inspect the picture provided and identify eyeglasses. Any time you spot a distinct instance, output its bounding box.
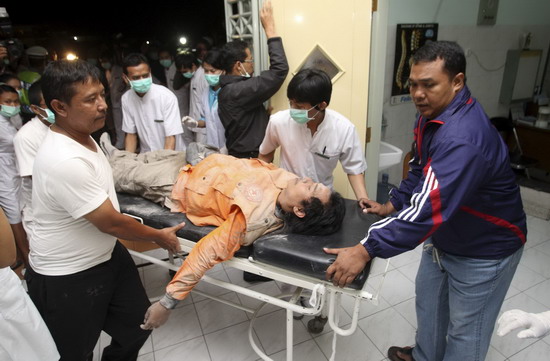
[243,59,254,63]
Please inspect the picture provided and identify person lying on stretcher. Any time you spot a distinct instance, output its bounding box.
[100,136,346,330]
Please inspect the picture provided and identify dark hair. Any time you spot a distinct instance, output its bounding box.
[203,48,224,70]
[0,83,18,97]
[41,59,103,112]
[175,53,199,70]
[411,40,466,81]
[283,191,346,236]
[99,49,114,62]
[122,52,149,74]
[158,48,173,57]
[287,68,332,106]
[220,40,249,73]
[0,73,20,85]
[28,80,43,106]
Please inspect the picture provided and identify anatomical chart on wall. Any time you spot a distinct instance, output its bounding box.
[391,23,438,105]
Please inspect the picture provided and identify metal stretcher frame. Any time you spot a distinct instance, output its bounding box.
[119,194,386,361]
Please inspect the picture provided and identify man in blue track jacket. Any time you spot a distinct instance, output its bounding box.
[325,41,526,361]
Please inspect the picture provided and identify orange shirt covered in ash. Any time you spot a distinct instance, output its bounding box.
[166,154,296,301]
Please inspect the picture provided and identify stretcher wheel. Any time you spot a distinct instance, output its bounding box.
[307,315,328,334]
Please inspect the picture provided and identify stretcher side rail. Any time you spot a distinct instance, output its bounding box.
[117,192,379,288]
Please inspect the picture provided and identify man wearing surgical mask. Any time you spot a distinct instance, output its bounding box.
[259,68,370,209]
[13,81,53,243]
[0,73,24,129]
[174,53,208,147]
[158,49,177,92]
[0,83,29,269]
[218,0,288,159]
[181,48,227,152]
[121,53,184,153]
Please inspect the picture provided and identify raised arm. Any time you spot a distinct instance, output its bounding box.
[260,0,277,39]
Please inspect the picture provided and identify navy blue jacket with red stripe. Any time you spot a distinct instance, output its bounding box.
[363,86,526,260]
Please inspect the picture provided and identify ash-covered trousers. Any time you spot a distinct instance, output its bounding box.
[413,239,523,361]
[109,149,186,205]
[26,242,151,361]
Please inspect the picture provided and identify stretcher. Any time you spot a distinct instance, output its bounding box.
[117,192,388,361]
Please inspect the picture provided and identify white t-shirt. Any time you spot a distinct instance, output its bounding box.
[13,117,50,233]
[121,83,184,153]
[259,109,367,188]
[30,130,119,276]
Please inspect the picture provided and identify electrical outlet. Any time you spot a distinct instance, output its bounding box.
[477,0,499,26]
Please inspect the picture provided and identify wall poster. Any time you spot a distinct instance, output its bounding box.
[391,23,438,105]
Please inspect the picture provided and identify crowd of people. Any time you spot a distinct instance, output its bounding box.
[0,1,540,361]
[0,2,367,360]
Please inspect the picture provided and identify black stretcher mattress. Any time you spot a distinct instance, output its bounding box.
[117,192,380,290]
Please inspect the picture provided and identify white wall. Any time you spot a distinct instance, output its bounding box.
[271,0,372,199]
[380,0,550,186]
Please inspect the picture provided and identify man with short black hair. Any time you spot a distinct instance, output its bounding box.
[325,41,526,361]
[26,59,184,361]
[218,0,288,159]
[259,68,370,208]
[121,53,183,153]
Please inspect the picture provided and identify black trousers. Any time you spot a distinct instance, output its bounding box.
[26,241,152,361]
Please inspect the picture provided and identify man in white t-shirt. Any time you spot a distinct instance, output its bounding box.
[26,59,183,361]
[259,68,370,209]
[13,81,53,238]
[121,53,184,153]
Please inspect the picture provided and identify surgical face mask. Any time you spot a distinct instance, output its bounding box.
[0,104,21,118]
[204,74,221,87]
[182,71,194,79]
[129,76,153,93]
[239,64,250,78]
[101,62,112,70]
[289,104,319,124]
[160,59,172,68]
[38,107,56,124]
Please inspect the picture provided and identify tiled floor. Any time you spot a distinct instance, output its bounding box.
[91,215,550,361]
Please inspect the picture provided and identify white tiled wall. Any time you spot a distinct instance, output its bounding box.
[380,24,550,186]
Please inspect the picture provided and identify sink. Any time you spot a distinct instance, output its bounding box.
[378,141,403,171]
